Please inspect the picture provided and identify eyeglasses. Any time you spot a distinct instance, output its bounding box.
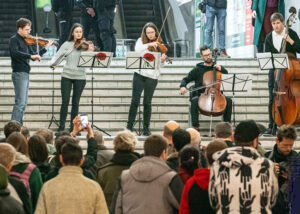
[202,53,212,57]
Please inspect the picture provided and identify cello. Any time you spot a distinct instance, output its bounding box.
[272,7,300,126]
[198,48,227,116]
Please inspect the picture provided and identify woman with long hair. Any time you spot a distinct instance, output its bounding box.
[51,23,94,132]
[126,22,167,135]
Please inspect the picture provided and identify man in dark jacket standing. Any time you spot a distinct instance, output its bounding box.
[112,135,183,214]
[179,45,232,131]
[205,0,229,57]
[76,0,103,50]
[9,18,50,124]
[51,0,75,47]
[93,0,116,54]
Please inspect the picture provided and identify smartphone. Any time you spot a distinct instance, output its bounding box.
[79,114,88,128]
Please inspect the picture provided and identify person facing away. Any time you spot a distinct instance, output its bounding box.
[0,164,25,214]
[179,139,227,214]
[214,122,234,147]
[112,134,184,214]
[35,142,109,214]
[209,120,278,214]
[97,130,140,207]
[163,120,180,155]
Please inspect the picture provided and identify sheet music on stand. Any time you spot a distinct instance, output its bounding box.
[257,52,289,70]
[221,74,253,95]
[78,51,113,68]
[125,51,161,70]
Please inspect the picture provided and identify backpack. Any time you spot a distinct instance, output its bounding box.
[10,163,36,197]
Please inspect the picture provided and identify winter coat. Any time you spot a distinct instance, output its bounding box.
[0,188,25,214]
[35,166,109,214]
[113,156,183,214]
[10,153,43,212]
[179,168,214,214]
[45,137,97,181]
[252,0,285,45]
[209,147,278,214]
[97,151,140,207]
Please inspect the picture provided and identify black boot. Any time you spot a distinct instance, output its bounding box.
[143,126,151,136]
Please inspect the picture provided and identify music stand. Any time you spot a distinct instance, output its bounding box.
[257,52,289,135]
[221,74,253,127]
[78,51,113,136]
[48,51,69,128]
[257,52,289,70]
[125,51,161,135]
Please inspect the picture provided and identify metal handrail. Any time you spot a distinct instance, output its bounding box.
[118,0,128,38]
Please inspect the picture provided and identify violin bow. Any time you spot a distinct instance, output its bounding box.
[157,6,171,43]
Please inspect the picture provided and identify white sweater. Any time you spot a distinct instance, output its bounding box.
[134,38,163,80]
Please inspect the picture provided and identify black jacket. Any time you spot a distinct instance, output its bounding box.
[93,0,116,12]
[0,188,25,214]
[8,177,32,214]
[206,0,227,9]
[180,62,228,96]
[51,0,74,13]
[265,28,300,57]
[76,0,93,17]
[9,34,46,73]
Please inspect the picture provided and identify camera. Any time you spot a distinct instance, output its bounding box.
[79,114,88,128]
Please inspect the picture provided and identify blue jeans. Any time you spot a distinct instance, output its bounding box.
[11,72,30,124]
[205,5,227,50]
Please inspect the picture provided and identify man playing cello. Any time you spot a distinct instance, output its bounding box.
[179,45,232,131]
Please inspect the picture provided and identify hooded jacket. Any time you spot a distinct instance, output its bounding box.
[97,151,140,207]
[113,156,183,214]
[179,168,214,214]
[209,147,278,214]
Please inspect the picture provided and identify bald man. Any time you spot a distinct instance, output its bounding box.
[186,128,201,147]
[163,120,180,155]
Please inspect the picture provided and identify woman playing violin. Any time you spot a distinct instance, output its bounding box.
[51,23,94,132]
[126,22,167,135]
[179,45,232,131]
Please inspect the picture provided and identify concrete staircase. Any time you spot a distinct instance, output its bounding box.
[0,57,269,135]
[2,56,300,151]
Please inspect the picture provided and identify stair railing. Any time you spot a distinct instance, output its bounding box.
[118,0,128,38]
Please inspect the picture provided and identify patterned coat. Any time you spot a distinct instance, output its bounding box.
[209,147,278,214]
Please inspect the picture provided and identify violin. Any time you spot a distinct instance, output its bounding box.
[148,37,172,64]
[198,48,227,116]
[25,35,59,47]
[74,38,94,50]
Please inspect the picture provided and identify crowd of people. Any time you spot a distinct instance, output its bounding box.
[0,117,299,214]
